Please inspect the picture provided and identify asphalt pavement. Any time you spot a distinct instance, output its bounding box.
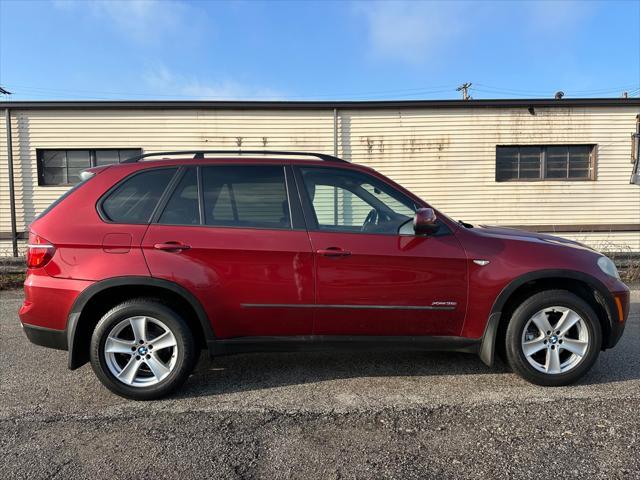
[1,288,639,479]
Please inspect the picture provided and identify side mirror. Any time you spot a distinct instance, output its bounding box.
[414,208,439,235]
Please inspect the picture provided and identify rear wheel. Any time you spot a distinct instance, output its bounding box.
[90,299,196,400]
[505,290,602,386]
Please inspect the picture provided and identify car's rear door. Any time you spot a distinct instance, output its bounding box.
[295,166,468,337]
[142,164,315,339]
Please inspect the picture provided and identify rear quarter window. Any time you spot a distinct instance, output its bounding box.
[101,168,177,223]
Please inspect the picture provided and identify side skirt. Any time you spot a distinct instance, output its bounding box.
[208,335,480,357]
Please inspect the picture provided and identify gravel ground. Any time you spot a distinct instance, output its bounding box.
[1,288,639,479]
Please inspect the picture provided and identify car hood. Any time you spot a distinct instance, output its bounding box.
[473,225,594,252]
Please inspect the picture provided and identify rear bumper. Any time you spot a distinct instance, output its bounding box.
[22,323,68,350]
[19,268,92,331]
[19,268,93,352]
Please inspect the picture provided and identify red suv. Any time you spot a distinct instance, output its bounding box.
[20,151,630,400]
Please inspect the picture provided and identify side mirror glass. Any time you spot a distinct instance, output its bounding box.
[414,208,439,235]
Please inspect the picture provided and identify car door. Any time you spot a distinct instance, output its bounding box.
[295,166,468,337]
[142,164,315,339]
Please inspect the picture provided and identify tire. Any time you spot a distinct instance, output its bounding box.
[90,298,196,400]
[505,290,602,386]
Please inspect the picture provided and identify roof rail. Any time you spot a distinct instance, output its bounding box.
[121,150,347,164]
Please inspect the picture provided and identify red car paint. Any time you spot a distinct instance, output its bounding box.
[19,156,630,364]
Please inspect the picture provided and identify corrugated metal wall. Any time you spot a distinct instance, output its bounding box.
[1,106,639,254]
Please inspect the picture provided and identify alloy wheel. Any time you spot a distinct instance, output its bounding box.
[521,306,590,375]
[104,316,178,387]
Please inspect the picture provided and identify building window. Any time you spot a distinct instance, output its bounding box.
[496,145,596,182]
[36,148,142,186]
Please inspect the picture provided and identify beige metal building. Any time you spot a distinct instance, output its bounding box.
[1,98,639,256]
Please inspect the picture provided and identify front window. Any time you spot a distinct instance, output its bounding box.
[300,167,417,234]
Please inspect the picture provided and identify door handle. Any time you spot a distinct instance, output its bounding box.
[317,247,351,257]
[153,242,191,252]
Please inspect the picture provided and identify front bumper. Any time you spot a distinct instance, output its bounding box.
[604,288,630,349]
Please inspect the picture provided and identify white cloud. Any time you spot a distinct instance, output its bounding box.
[356,1,464,65]
[524,0,595,34]
[53,0,192,44]
[144,64,284,100]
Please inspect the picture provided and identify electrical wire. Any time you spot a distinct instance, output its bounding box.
[5,83,457,101]
[3,82,640,101]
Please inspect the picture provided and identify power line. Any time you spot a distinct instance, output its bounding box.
[473,83,640,97]
[5,83,458,101]
[4,81,640,102]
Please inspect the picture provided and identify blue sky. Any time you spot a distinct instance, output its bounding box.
[0,0,638,101]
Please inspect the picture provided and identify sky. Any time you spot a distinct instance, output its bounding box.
[0,0,638,101]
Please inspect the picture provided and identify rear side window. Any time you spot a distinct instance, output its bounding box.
[201,165,291,229]
[158,168,200,225]
[101,168,177,223]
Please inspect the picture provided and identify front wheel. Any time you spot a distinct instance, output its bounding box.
[505,290,602,386]
[90,299,196,400]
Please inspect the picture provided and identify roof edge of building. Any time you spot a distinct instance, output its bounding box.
[0,98,639,110]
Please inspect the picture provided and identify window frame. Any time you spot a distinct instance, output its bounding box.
[36,148,143,187]
[151,164,306,231]
[495,144,597,182]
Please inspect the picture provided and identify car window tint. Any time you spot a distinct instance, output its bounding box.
[311,184,372,227]
[202,165,291,229]
[301,167,416,234]
[158,168,200,225]
[102,168,176,223]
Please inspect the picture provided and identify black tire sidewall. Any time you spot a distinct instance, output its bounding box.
[505,290,602,386]
[90,299,195,400]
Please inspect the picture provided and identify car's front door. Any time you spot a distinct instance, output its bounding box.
[296,166,468,337]
[142,165,315,339]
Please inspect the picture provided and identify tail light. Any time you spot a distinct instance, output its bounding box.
[26,233,56,269]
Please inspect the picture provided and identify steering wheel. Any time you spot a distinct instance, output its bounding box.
[362,208,379,231]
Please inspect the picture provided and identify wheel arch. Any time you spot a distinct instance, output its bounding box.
[67,276,214,370]
[478,269,617,367]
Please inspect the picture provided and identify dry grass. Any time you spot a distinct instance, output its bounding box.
[589,242,640,283]
[0,272,24,291]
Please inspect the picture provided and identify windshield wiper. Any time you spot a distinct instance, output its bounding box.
[458,220,474,228]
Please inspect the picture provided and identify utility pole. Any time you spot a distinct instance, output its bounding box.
[1,86,18,256]
[456,83,472,100]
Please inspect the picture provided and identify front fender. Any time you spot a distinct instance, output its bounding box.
[478,269,625,367]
